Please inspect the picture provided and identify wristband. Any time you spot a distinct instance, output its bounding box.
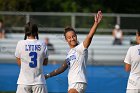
[46,73,50,78]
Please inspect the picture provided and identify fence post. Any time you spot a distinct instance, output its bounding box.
[26,14,30,23]
[71,14,75,28]
[116,15,120,25]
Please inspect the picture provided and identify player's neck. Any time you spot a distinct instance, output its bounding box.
[69,44,78,49]
[27,36,35,39]
[70,45,75,49]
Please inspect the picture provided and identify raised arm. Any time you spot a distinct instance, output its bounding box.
[45,60,68,79]
[83,11,102,48]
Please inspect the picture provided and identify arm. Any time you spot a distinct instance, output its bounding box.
[124,47,131,72]
[15,41,21,66]
[16,57,21,66]
[43,58,48,65]
[43,44,49,65]
[83,11,102,48]
[125,63,131,72]
[112,30,115,38]
[45,61,68,79]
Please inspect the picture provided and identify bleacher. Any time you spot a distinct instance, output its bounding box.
[0,33,134,65]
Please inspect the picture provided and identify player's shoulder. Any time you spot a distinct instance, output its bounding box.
[37,40,45,45]
[131,45,139,48]
[76,42,83,47]
[76,42,86,49]
[35,40,47,48]
[75,42,86,51]
[129,45,139,50]
[17,40,25,44]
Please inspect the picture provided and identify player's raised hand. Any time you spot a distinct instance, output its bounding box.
[94,11,102,24]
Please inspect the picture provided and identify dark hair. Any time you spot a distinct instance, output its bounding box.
[0,19,4,28]
[24,22,39,40]
[64,26,76,37]
[137,29,140,36]
[0,19,3,23]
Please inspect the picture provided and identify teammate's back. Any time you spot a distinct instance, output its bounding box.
[15,22,48,93]
[15,39,47,85]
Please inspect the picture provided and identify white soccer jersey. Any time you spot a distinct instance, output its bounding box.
[15,39,48,85]
[66,42,88,86]
[124,45,140,89]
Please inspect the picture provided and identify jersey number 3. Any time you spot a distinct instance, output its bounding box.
[29,52,37,68]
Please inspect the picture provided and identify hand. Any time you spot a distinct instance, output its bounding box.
[94,11,103,24]
[44,74,50,79]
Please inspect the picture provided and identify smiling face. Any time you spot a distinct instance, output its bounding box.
[65,31,77,48]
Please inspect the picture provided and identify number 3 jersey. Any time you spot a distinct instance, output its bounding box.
[15,39,48,85]
[66,42,88,85]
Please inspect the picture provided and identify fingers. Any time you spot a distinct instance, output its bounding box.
[94,10,102,23]
[97,11,102,19]
[94,15,98,22]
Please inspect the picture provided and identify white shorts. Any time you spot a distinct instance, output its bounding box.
[126,89,140,93]
[68,82,87,93]
[16,84,48,93]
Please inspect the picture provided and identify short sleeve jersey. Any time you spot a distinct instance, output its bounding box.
[15,39,48,85]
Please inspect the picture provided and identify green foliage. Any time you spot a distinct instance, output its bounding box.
[0,0,31,11]
[0,15,25,27]
[31,15,71,27]
[76,16,115,28]
[0,0,107,12]
[0,0,139,13]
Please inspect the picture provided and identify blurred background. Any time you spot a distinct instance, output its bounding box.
[0,0,140,93]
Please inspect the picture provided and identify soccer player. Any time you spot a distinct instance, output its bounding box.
[15,22,48,93]
[124,29,140,93]
[45,11,102,93]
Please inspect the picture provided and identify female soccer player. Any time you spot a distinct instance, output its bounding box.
[124,29,140,93]
[45,11,102,93]
[15,22,48,93]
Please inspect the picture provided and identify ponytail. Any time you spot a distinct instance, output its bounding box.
[24,34,27,40]
[24,22,39,40]
[36,34,39,40]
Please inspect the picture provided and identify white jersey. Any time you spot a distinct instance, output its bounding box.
[66,42,88,86]
[15,39,48,85]
[114,29,122,39]
[124,45,140,89]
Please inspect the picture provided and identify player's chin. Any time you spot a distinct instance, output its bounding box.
[70,41,77,46]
